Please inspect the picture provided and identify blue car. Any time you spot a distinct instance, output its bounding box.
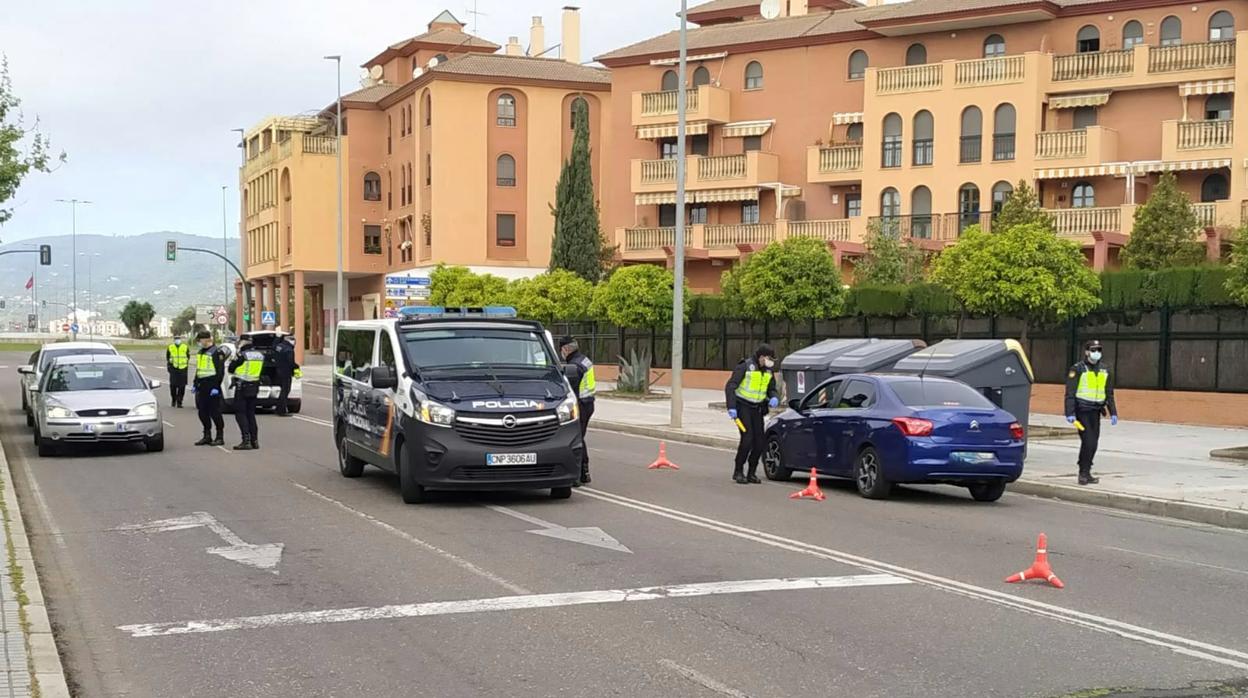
[762,374,1025,502]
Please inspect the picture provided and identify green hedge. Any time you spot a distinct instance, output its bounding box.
[1100,266,1233,310]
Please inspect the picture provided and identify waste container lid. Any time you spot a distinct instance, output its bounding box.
[780,338,874,372]
[892,339,1034,382]
[827,339,926,373]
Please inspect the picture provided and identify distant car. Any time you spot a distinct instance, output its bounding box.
[762,374,1025,502]
[18,342,119,427]
[31,355,164,457]
[218,330,302,414]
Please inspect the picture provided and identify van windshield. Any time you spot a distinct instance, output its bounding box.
[401,328,556,372]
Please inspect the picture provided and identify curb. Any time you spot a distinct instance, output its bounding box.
[0,441,71,698]
[593,419,1248,531]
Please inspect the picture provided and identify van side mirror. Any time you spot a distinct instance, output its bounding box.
[17,365,32,375]
[788,398,803,412]
[561,364,580,383]
[371,366,398,390]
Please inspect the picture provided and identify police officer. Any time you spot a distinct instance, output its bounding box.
[274,332,298,417]
[165,335,189,408]
[725,344,780,484]
[1065,339,1118,485]
[192,330,226,447]
[558,336,595,486]
[228,337,265,450]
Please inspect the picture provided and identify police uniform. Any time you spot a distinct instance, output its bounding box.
[1064,356,1117,483]
[228,345,265,450]
[565,348,596,485]
[725,355,779,483]
[192,342,226,446]
[166,340,190,407]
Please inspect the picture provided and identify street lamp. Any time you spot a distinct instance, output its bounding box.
[230,128,245,322]
[324,55,345,344]
[78,252,101,338]
[670,0,689,428]
[221,184,230,316]
[55,198,92,339]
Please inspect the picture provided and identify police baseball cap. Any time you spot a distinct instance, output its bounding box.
[557,335,577,349]
[195,330,212,340]
[1085,340,1103,350]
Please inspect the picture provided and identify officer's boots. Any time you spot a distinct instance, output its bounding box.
[212,431,225,447]
[233,436,253,451]
[195,433,213,446]
[1078,471,1100,486]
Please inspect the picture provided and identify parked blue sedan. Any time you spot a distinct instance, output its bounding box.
[762,374,1025,502]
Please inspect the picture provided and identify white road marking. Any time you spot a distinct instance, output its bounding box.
[292,482,530,595]
[658,659,751,698]
[118,511,284,574]
[162,420,175,428]
[216,445,232,455]
[117,573,908,638]
[577,488,1248,671]
[1106,546,1248,577]
[485,504,632,554]
[295,415,333,428]
[12,442,69,552]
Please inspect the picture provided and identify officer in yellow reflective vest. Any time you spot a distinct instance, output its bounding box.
[228,338,266,451]
[192,330,226,446]
[165,336,190,408]
[1064,339,1118,486]
[559,336,595,486]
[725,344,780,484]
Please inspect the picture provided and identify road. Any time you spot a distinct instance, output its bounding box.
[3,350,1247,698]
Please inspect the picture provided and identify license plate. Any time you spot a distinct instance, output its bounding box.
[953,451,995,464]
[82,424,93,433]
[487,453,537,466]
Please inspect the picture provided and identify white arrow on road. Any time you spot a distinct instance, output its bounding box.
[118,512,284,574]
[485,505,632,554]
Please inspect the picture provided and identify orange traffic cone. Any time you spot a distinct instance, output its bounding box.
[647,442,680,470]
[1005,533,1064,589]
[789,468,826,501]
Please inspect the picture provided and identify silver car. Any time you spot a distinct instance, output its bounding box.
[18,341,119,427]
[32,355,164,457]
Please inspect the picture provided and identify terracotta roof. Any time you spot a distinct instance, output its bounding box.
[688,0,858,22]
[427,53,611,85]
[387,27,499,51]
[854,0,1059,25]
[597,10,872,62]
[341,83,403,104]
[688,0,757,16]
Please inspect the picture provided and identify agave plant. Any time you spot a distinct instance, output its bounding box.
[615,347,654,394]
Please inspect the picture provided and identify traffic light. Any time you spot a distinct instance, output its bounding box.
[166,240,177,261]
[0,300,6,309]
[41,300,47,308]
[39,245,51,266]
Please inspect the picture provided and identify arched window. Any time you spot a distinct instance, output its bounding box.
[363,172,381,201]
[570,97,588,130]
[1161,16,1182,46]
[1072,181,1095,208]
[423,90,432,126]
[958,183,981,231]
[992,181,1014,215]
[905,43,927,65]
[1122,20,1144,48]
[1205,93,1233,120]
[848,50,868,80]
[1077,25,1101,53]
[881,113,903,168]
[880,187,901,220]
[496,154,516,187]
[744,61,764,89]
[496,93,517,127]
[661,69,679,91]
[692,66,711,87]
[960,106,983,163]
[1209,11,1234,41]
[993,103,1016,161]
[983,34,1006,58]
[846,123,864,143]
[1201,173,1229,202]
[911,186,932,238]
[912,110,934,166]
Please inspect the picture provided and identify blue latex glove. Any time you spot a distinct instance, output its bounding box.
[210,388,220,397]
[768,397,779,408]
[1065,415,1075,424]
[727,409,738,419]
[191,385,198,394]
[1111,416,1118,426]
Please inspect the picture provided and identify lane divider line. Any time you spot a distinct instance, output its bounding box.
[658,659,751,698]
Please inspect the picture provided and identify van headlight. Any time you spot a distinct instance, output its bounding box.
[46,405,74,420]
[557,394,579,424]
[413,390,455,427]
[130,402,158,417]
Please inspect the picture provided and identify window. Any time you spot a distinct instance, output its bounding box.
[880,188,901,219]
[692,66,711,87]
[425,153,431,186]
[570,97,587,130]
[993,103,1016,161]
[364,224,382,255]
[905,43,927,65]
[363,172,382,201]
[387,115,393,153]
[388,172,393,210]
[496,214,516,247]
[983,34,1006,58]
[661,69,679,91]
[691,134,710,156]
[1073,106,1098,129]
[411,57,421,79]
[1122,20,1144,48]
[1201,173,1229,202]
[1205,93,1233,120]
[881,113,903,168]
[741,201,760,224]
[496,93,517,127]
[1161,16,1182,46]
[660,139,680,159]
[1072,181,1095,208]
[802,379,843,410]
[912,110,934,166]
[960,106,983,163]
[744,61,764,90]
[835,380,876,409]
[335,329,376,383]
[911,186,932,239]
[1209,11,1234,41]
[1077,25,1100,53]
[992,181,1014,215]
[846,123,863,143]
[958,183,981,231]
[846,193,861,218]
[407,163,414,202]
[689,204,708,224]
[400,167,407,207]
[848,50,868,80]
[659,204,677,227]
[423,91,432,126]
[380,334,397,379]
[743,135,763,152]
[496,154,516,187]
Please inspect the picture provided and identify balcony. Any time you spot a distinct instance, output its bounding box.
[876,64,943,94]
[1148,40,1235,74]
[243,134,338,179]
[619,219,858,259]
[1050,39,1237,88]
[954,55,1027,86]
[1163,119,1234,159]
[1052,49,1134,82]
[631,151,779,194]
[789,219,851,242]
[631,84,732,131]
[705,223,776,249]
[807,144,862,183]
[869,213,990,241]
[1047,207,1123,237]
[1033,126,1119,166]
[623,227,681,251]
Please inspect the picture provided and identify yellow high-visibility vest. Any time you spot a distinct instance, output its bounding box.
[735,366,772,403]
[577,359,596,399]
[233,350,265,383]
[1075,368,1108,403]
[167,344,189,370]
[195,351,217,380]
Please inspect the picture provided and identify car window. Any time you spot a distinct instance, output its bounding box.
[834,380,876,409]
[39,348,115,372]
[888,379,995,408]
[336,329,376,383]
[27,351,39,366]
[45,363,144,392]
[379,334,397,379]
[802,380,842,410]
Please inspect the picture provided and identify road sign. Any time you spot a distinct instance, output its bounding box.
[61,323,70,332]
[71,323,79,333]
[261,310,277,327]
[215,314,228,326]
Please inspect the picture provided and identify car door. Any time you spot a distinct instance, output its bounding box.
[368,331,400,462]
[823,378,879,477]
[784,379,843,475]
[336,328,377,451]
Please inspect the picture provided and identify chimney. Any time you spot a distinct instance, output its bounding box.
[788,0,809,15]
[530,17,545,57]
[562,6,581,64]
[506,36,523,55]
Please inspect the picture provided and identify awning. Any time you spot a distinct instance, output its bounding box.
[1127,158,1231,174]
[722,120,774,138]
[633,188,760,206]
[1181,79,1235,96]
[635,192,678,206]
[1036,159,1232,179]
[833,111,864,125]
[635,121,709,139]
[1034,163,1130,179]
[1049,92,1111,109]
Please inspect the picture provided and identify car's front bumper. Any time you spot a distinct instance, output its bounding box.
[42,416,162,443]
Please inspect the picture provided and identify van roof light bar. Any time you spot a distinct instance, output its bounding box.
[397,305,518,319]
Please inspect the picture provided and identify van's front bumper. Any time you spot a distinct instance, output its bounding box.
[402,418,583,491]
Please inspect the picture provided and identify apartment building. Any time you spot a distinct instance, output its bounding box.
[598,0,1247,290]
[238,9,609,357]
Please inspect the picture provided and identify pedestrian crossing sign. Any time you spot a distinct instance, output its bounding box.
[261,311,277,327]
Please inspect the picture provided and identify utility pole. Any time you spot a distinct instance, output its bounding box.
[324,55,345,344]
[670,0,688,428]
[221,185,230,314]
[55,198,92,340]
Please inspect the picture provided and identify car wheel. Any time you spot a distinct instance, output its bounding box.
[396,442,427,504]
[337,431,365,478]
[288,400,302,415]
[25,411,34,428]
[35,430,56,458]
[21,393,27,412]
[762,436,793,481]
[550,486,573,500]
[145,435,165,453]
[968,481,1007,503]
[854,447,892,500]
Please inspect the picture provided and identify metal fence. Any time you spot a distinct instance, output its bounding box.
[550,306,1248,392]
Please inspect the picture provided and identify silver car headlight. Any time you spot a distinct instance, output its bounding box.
[557,394,579,424]
[130,402,158,417]
[46,405,74,420]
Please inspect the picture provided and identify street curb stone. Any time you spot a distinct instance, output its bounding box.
[593,420,1248,531]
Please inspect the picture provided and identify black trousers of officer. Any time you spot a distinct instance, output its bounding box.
[1075,406,1103,474]
[195,388,224,436]
[234,383,260,441]
[577,399,595,477]
[275,376,293,415]
[733,399,768,477]
[168,369,187,406]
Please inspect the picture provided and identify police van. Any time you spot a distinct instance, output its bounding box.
[333,307,584,503]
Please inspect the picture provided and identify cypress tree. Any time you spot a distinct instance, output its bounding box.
[550,99,605,282]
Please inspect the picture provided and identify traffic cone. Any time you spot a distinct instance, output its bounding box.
[647,442,680,470]
[789,468,826,501]
[1004,533,1064,589]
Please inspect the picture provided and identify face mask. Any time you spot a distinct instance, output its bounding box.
[200,341,211,350]
[1088,351,1102,363]
[761,357,775,369]
[174,340,182,346]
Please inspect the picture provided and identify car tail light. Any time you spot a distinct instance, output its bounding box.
[892,417,933,437]
[1010,422,1025,440]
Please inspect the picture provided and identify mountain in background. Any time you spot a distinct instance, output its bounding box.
[0,232,241,326]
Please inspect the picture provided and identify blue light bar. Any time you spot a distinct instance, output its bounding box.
[398,306,518,319]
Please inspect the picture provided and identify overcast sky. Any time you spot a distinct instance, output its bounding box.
[0,0,679,243]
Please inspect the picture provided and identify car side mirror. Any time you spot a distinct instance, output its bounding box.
[17,365,32,375]
[371,366,397,390]
[561,364,580,382]
[149,378,162,389]
[788,398,804,412]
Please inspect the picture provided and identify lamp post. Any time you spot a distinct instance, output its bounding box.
[54,198,91,339]
[231,128,246,329]
[78,251,101,338]
[670,0,689,428]
[324,55,345,344]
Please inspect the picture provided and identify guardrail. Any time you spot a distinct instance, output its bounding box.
[819,144,862,172]
[705,223,775,248]
[877,64,943,94]
[698,155,747,181]
[1177,119,1233,150]
[640,159,677,184]
[789,219,850,242]
[1049,207,1121,236]
[624,227,678,251]
[955,55,1026,86]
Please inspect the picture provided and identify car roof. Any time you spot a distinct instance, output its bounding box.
[831,373,962,384]
[40,342,115,352]
[48,354,134,366]
[241,330,290,337]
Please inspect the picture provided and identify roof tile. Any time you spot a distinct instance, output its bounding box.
[428,53,611,85]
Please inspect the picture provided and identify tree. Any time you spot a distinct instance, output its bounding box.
[172,306,196,336]
[1,58,64,225]
[1122,172,1206,270]
[589,264,687,328]
[119,300,156,339]
[509,270,595,323]
[428,265,477,304]
[1227,229,1248,306]
[931,222,1100,342]
[853,220,927,286]
[994,180,1052,234]
[549,99,609,282]
[724,236,847,320]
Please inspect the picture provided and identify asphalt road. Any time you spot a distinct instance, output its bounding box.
[3,351,1248,698]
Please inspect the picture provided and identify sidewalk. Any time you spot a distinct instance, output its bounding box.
[591,387,1248,529]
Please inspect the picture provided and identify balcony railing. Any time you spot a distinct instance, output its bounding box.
[1052,49,1134,81]
[819,144,862,172]
[624,227,678,251]
[705,223,775,248]
[790,219,850,242]
[913,139,934,166]
[302,136,338,155]
[1036,129,1088,159]
[877,64,943,94]
[640,88,699,116]
[992,133,1016,161]
[1192,202,1218,228]
[954,56,1026,86]
[1177,119,1233,150]
[698,154,747,181]
[1148,40,1236,73]
[640,158,677,184]
[959,136,982,163]
[1049,207,1121,236]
